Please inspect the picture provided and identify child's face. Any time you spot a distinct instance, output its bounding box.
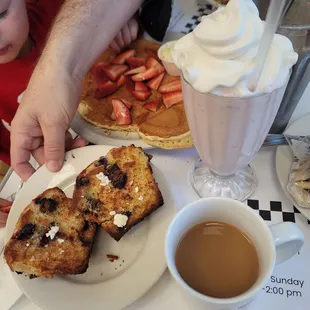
[0,0,29,64]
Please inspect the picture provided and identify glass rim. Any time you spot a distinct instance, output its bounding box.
[181,72,290,101]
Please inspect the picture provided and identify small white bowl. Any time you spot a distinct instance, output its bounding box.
[158,41,181,77]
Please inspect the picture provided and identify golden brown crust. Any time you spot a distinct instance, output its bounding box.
[72,145,164,241]
[4,188,97,278]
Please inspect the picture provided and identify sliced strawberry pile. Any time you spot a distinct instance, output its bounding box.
[113,49,136,64]
[91,49,165,99]
[91,47,184,124]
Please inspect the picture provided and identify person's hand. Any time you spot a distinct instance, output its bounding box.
[10,12,140,182]
[11,65,87,181]
[110,17,139,52]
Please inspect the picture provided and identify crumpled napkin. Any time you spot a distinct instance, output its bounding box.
[285,134,310,208]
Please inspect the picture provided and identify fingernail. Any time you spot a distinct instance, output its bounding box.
[47,160,61,172]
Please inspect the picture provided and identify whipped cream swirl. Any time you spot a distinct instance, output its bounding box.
[172,0,298,96]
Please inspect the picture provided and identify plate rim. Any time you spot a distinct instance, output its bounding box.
[5,145,175,310]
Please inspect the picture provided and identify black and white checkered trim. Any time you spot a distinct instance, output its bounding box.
[181,4,215,34]
[247,200,310,225]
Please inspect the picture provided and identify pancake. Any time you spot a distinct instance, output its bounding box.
[137,104,193,149]
[79,39,193,149]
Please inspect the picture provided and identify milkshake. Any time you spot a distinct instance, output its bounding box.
[172,0,298,200]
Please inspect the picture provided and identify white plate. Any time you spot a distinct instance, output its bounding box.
[276,113,310,220]
[5,145,175,310]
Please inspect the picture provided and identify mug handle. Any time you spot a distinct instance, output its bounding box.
[269,222,304,264]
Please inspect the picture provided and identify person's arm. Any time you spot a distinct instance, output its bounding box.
[40,0,142,81]
[11,0,142,181]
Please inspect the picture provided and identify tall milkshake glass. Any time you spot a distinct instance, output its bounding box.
[182,76,288,200]
[172,0,298,200]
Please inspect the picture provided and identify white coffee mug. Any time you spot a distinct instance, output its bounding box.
[165,198,304,310]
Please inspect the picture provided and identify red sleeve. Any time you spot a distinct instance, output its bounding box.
[0,1,64,166]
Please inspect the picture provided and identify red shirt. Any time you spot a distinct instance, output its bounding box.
[0,0,63,165]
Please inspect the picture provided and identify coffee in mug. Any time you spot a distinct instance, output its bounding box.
[166,198,304,310]
[175,221,259,298]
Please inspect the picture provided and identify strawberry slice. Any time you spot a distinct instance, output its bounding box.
[124,65,146,76]
[146,57,162,69]
[91,62,109,83]
[112,99,131,125]
[113,49,136,64]
[126,57,146,69]
[135,81,149,93]
[117,75,126,88]
[159,80,182,93]
[144,99,161,112]
[132,91,151,101]
[102,64,128,81]
[95,81,118,99]
[162,91,183,108]
[147,72,165,90]
[125,76,135,93]
[120,98,133,109]
[132,66,165,82]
